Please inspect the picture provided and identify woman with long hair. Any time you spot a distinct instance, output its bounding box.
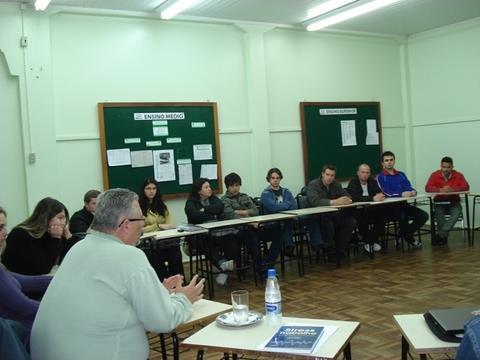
[1,198,71,275]
[184,178,236,286]
[138,178,183,280]
[0,207,52,334]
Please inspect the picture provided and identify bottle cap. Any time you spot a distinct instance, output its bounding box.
[267,268,276,278]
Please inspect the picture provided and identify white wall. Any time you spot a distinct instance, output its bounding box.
[407,18,480,221]
[0,4,421,227]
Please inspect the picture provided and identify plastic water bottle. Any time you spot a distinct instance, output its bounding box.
[265,268,282,324]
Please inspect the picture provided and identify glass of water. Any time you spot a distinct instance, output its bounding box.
[231,290,249,323]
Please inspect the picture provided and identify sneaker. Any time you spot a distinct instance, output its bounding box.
[364,244,373,253]
[410,239,422,249]
[373,243,382,252]
[219,260,234,272]
[215,273,228,286]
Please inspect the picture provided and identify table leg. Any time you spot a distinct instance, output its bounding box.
[465,194,471,245]
[401,335,409,360]
[172,332,179,360]
[159,333,168,360]
[420,355,427,360]
[343,342,352,360]
[473,196,477,245]
[429,197,436,244]
[196,350,204,360]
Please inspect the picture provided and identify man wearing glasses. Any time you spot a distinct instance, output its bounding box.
[31,188,204,360]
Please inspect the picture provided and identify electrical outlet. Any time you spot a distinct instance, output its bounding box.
[28,152,36,164]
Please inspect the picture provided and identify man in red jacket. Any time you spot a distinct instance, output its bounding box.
[425,156,469,245]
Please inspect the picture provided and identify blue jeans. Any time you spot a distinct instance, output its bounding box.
[456,315,480,359]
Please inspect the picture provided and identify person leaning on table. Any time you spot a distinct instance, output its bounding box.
[30,188,204,360]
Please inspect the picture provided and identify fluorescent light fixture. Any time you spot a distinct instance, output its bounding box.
[161,0,202,20]
[307,0,403,31]
[34,0,51,11]
[307,0,357,20]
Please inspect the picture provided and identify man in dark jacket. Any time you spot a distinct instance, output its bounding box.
[347,164,385,253]
[69,190,101,234]
[306,165,356,262]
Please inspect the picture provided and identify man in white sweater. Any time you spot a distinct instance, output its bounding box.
[31,188,204,360]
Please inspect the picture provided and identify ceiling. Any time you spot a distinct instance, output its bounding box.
[3,0,480,36]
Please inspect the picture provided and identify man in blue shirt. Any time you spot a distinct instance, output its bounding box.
[377,151,428,248]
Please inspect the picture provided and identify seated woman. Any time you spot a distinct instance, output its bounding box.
[139,178,183,281]
[184,178,236,285]
[1,198,71,275]
[0,207,52,334]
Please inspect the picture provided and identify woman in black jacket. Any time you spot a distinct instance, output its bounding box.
[184,178,236,285]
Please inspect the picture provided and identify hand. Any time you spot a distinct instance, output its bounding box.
[163,274,184,293]
[333,196,352,205]
[175,274,204,304]
[440,186,453,193]
[158,223,175,230]
[48,222,65,238]
[63,224,72,239]
[234,210,249,217]
[401,191,415,198]
[373,193,385,202]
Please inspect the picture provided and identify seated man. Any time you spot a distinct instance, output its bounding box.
[347,164,386,253]
[456,314,480,360]
[305,165,356,262]
[221,172,260,274]
[31,189,204,360]
[69,189,100,234]
[425,156,469,245]
[377,151,428,248]
[260,168,298,259]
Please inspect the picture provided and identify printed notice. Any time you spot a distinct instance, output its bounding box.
[340,120,357,146]
[191,122,206,128]
[193,144,213,160]
[124,138,141,144]
[153,149,176,182]
[130,150,153,168]
[366,119,379,145]
[320,108,357,115]
[178,162,193,185]
[166,138,182,143]
[153,127,169,137]
[146,141,162,147]
[200,164,217,180]
[107,148,131,167]
[134,112,185,121]
[152,120,168,126]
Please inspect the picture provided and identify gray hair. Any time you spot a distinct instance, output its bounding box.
[91,189,138,232]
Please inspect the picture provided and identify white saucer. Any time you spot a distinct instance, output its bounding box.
[216,311,263,327]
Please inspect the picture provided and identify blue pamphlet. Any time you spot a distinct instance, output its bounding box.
[264,324,324,354]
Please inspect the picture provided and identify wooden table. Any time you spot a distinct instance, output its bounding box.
[182,316,360,360]
[160,299,231,360]
[393,314,459,360]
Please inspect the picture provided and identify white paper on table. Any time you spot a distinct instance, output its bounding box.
[153,126,169,137]
[200,164,217,180]
[130,150,153,168]
[153,149,176,182]
[366,132,379,145]
[107,148,131,167]
[340,120,357,146]
[193,144,213,160]
[178,162,193,185]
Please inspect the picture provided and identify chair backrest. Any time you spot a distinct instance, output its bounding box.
[296,193,309,209]
[252,197,264,215]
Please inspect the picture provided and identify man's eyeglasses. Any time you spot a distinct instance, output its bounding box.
[118,218,145,227]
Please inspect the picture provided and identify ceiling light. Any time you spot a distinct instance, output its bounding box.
[307,0,403,31]
[161,0,202,20]
[34,0,51,11]
[307,0,357,20]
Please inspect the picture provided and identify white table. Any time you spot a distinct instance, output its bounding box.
[161,299,231,360]
[282,207,339,216]
[182,316,360,359]
[393,314,459,360]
